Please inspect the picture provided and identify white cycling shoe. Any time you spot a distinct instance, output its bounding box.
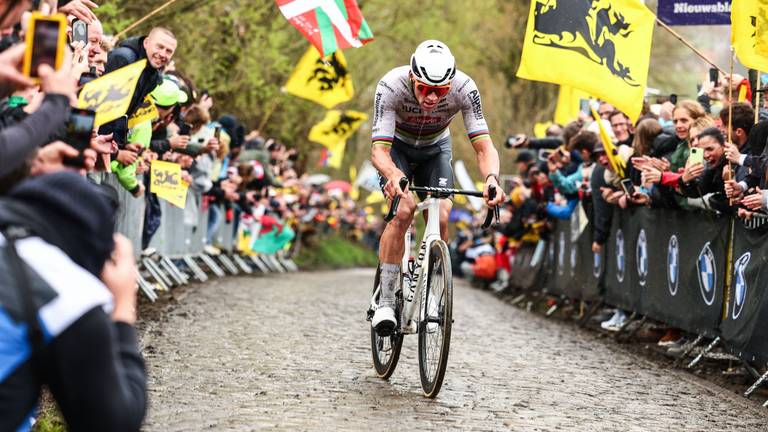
[372,306,397,336]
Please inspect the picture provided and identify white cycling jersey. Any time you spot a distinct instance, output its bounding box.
[371,66,491,148]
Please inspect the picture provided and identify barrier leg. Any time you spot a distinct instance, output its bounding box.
[278,255,298,272]
[198,253,226,277]
[617,316,647,344]
[232,254,253,274]
[578,299,604,327]
[160,256,188,285]
[266,255,286,273]
[142,258,172,291]
[672,334,705,367]
[744,364,768,398]
[687,336,720,369]
[183,255,208,282]
[545,296,562,317]
[136,269,158,302]
[510,293,528,307]
[249,255,271,273]
[218,254,240,275]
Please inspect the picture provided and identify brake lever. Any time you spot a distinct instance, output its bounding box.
[384,177,409,222]
[481,185,500,229]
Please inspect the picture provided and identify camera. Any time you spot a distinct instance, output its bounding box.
[62,108,95,167]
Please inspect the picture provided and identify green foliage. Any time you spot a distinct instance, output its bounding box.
[294,234,378,269]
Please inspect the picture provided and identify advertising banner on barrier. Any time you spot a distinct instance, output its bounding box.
[635,208,727,334]
[657,0,732,26]
[604,207,641,311]
[719,222,768,363]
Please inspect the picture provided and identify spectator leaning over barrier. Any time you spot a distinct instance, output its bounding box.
[0,172,146,432]
[100,27,178,138]
[651,100,706,168]
[721,103,757,199]
[680,127,733,214]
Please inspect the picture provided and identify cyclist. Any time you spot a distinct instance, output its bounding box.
[370,39,505,335]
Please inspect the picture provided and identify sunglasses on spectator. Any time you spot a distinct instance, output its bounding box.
[414,81,451,99]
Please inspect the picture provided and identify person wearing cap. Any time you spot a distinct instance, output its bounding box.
[514,150,535,176]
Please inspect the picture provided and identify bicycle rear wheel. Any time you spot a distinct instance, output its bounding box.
[370,265,403,379]
[418,240,453,398]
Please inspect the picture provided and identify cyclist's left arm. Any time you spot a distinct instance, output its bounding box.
[460,79,505,206]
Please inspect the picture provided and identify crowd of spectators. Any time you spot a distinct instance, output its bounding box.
[453,70,768,353]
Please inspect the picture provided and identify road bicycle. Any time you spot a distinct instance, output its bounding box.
[366,178,499,398]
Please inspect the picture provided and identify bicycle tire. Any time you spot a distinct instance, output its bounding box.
[418,240,453,398]
[370,265,404,379]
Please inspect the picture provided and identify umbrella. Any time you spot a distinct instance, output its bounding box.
[324,180,352,193]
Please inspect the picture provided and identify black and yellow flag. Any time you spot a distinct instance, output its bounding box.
[732,0,768,72]
[308,110,367,168]
[516,0,654,122]
[554,85,591,125]
[284,46,354,109]
[77,60,146,127]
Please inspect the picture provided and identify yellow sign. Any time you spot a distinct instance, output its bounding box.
[78,60,146,127]
[284,46,354,109]
[517,0,654,122]
[150,160,189,208]
[128,96,159,129]
[733,0,768,71]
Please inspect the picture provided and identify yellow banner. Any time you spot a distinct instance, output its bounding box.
[128,96,159,129]
[517,0,654,122]
[78,60,146,127]
[590,106,626,179]
[150,160,188,208]
[308,110,368,168]
[554,85,590,125]
[284,46,354,109]
[733,0,768,71]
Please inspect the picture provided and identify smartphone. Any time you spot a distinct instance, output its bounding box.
[78,71,97,87]
[214,125,222,140]
[71,18,87,46]
[688,147,704,166]
[112,116,129,146]
[63,108,96,167]
[619,178,636,196]
[23,13,67,80]
[709,68,719,87]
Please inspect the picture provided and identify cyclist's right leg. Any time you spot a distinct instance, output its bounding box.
[373,194,416,334]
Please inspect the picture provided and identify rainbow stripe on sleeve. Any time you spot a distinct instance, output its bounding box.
[468,130,491,143]
[372,136,394,147]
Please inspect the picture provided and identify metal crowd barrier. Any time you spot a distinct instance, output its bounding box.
[90,173,299,302]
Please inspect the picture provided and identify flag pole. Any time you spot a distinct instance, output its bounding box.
[655,18,726,74]
[756,71,762,126]
[727,46,735,205]
[115,0,182,39]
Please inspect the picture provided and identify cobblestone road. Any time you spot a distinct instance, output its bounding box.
[141,269,767,431]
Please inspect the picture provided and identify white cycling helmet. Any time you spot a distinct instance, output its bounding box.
[410,39,456,86]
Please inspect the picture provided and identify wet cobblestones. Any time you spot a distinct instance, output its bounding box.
[141,269,767,431]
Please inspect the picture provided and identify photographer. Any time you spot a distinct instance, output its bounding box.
[0,172,145,432]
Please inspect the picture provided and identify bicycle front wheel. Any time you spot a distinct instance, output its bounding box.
[370,265,403,379]
[418,240,453,398]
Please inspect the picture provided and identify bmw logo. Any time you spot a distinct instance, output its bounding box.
[616,229,625,283]
[697,242,717,306]
[667,235,679,296]
[636,229,648,286]
[548,240,555,267]
[732,253,750,320]
[593,251,602,278]
[558,231,565,275]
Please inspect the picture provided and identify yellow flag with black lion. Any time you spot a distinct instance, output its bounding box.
[732,0,768,72]
[284,46,354,109]
[516,0,654,123]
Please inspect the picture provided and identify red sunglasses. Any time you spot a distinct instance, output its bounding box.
[414,81,451,99]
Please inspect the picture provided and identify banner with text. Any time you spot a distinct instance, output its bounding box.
[657,0,732,26]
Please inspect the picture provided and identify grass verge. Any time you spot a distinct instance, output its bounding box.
[294,233,378,269]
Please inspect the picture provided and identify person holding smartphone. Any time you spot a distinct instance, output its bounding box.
[679,127,734,213]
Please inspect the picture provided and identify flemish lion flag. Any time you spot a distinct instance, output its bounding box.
[516,0,654,122]
[732,0,768,71]
[309,110,367,168]
[77,60,146,127]
[284,46,354,109]
[554,85,591,126]
[276,0,374,57]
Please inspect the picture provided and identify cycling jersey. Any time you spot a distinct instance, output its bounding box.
[371,66,490,148]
